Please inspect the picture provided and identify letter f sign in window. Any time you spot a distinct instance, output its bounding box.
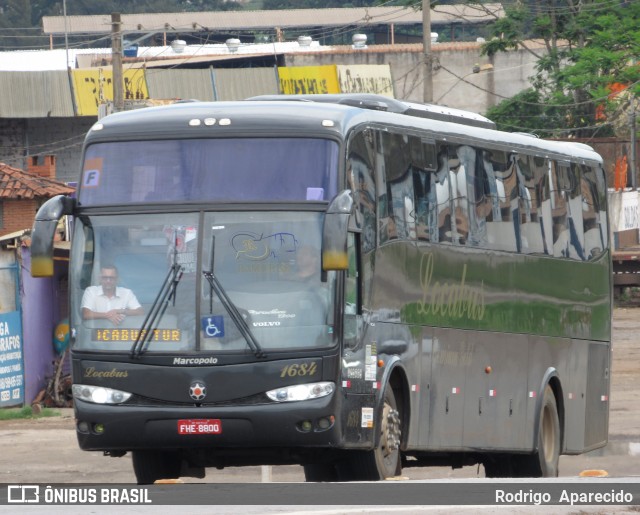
[83,169,100,187]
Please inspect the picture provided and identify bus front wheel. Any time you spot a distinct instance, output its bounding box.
[131,450,181,485]
[518,385,560,477]
[348,386,402,480]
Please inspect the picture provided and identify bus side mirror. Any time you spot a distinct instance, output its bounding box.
[322,190,354,271]
[31,195,75,277]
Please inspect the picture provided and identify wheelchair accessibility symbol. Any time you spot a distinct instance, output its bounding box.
[201,316,225,338]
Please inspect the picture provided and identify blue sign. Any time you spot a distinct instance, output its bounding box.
[201,316,225,338]
[0,311,24,407]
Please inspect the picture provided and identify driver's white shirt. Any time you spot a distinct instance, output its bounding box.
[81,285,142,313]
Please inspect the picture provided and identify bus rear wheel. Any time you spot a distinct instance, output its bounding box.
[131,450,181,485]
[348,386,402,480]
[518,385,560,477]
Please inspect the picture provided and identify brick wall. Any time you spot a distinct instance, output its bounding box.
[26,155,56,179]
[0,198,40,235]
[0,119,27,169]
[0,117,94,184]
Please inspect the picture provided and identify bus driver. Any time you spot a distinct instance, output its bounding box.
[81,264,144,326]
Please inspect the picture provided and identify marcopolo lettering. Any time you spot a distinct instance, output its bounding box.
[173,357,218,365]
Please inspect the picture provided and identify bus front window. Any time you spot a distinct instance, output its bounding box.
[200,212,336,351]
[71,213,199,352]
[70,212,337,353]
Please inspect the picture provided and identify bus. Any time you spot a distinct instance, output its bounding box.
[31,94,611,483]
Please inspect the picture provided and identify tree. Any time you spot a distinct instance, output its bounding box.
[482,1,640,138]
[0,0,51,50]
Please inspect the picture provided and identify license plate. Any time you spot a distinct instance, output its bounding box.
[177,419,222,435]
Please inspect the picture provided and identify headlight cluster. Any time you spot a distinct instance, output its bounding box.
[266,382,334,402]
[72,384,132,404]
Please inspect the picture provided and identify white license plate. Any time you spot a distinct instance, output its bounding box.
[177,419,222,435]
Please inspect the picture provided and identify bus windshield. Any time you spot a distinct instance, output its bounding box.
[79,138,339,205]
[70,211,337,353]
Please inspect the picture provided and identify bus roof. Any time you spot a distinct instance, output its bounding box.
[88,96,602,165]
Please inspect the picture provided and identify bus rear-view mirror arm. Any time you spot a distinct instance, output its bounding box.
[322,190,353,271]
[31,195,75,278]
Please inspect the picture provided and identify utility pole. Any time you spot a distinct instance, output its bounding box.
[111,13,124,112]
[422,0,433,103]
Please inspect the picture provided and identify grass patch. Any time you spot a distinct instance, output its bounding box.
[0,406,61,420]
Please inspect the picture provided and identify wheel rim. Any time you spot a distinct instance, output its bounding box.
[541,403,557,464]
[380,400,401,459]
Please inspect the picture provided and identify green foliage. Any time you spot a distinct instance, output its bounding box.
[0,406,60,420]
[481,0,640,138]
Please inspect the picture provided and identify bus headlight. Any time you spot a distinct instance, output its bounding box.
[266,382,334,402]
[72,384,132,404]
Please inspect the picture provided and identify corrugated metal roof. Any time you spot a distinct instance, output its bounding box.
[42,4,504,34]
[0,71,75,117]
[213,68,280,100]
[144,67,279,101]
[145,68,215,101]
[0,163,75,199]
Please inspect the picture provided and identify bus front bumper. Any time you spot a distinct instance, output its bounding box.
[73,394,365,454]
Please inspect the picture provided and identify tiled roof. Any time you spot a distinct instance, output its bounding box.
[0,163,75,199]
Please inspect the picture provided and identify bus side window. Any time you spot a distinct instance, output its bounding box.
[378,133,415,243]
[389,166,416,242]
[433,144,454,243]
[447,148,464,244]
[483,150,517,252]
[518,155,545,254]
[412,138,437,242]
[549,161,570,258]
[567,163,585,260]
[414,168,429,241]
[451,144,480,246]
[347,131,376,253]
[581,164,605,259]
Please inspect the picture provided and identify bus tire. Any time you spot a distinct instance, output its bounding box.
[348,386,402,480]
[517,385,560,477]
[303,463,339,482]
[131,450,181,485]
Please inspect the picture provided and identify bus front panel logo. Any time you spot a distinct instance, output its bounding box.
[189,382,207,401]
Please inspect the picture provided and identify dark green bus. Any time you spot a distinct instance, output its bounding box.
[31,94,611,483]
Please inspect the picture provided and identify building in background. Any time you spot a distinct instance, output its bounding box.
[0,158,74,407]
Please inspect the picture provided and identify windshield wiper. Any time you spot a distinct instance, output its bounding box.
[130,263,183,358]
[202,270,266,359]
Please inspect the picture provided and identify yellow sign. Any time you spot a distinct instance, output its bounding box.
[92,329,181,342]
[278,65,340,95]
[72,68,149,116]
[337,65,394,97]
